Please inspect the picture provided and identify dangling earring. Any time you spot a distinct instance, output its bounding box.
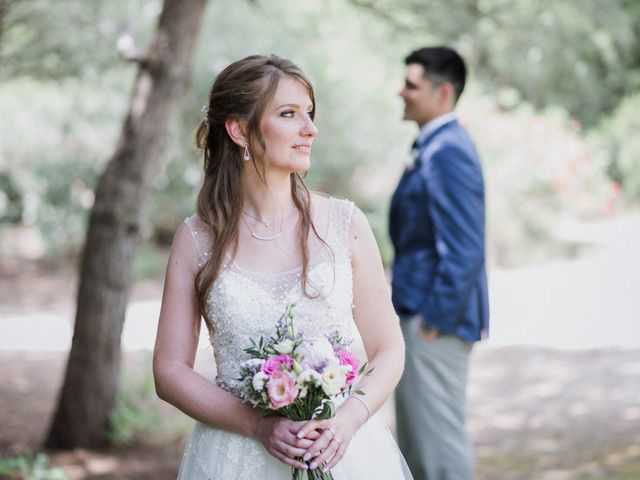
[243,143,250,161]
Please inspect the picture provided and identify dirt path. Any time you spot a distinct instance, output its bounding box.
[1,346,639,480]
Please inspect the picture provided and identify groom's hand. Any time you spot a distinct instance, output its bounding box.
[418,317,439,342]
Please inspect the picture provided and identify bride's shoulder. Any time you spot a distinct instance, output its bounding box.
[310,192,355,217]
[181,213,212,269]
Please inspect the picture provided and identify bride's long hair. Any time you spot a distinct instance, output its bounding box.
[193,54,325,324]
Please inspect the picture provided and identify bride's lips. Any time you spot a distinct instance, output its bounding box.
[292,143,312,154]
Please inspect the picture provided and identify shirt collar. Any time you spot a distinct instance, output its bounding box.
[415,112,457,149]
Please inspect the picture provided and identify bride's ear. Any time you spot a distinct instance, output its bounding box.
[225,117,247,147]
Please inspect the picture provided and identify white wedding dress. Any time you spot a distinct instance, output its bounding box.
[177,197,413,479]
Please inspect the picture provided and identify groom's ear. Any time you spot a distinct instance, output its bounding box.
[225,117,247,147]
[438,82,455,107]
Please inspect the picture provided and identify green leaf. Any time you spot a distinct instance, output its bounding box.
[315,401,335,419]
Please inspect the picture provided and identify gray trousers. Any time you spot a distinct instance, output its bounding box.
[395,317,474,480]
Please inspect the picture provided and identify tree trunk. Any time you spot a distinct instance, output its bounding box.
[46,0,207,449]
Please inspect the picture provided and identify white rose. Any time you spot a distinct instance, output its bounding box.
[252,371,269,392]
[296,369,320,399]
[296,369,322,388]
[274,339,294,354]
[321,364,348,396]
[296,338,335,371]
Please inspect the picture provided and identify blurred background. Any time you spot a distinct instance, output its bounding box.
[1,1,639,479]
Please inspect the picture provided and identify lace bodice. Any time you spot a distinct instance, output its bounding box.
[184,197,356,396]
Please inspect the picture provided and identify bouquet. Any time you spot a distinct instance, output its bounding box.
[239,303,372,480]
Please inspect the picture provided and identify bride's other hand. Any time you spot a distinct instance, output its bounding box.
[255,417,318,469]
[296,399,367,471]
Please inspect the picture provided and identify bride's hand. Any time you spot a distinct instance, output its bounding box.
[255,416,319,469]
[295,411,361,472]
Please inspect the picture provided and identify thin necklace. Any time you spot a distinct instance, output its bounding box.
[241,215,284,241]
[242,206,296,227]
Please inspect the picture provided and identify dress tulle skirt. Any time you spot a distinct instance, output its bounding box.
[177,412,413,479]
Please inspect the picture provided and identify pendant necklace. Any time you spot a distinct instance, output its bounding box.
[242,213,284,241]
[242,206,297,241]
[242,206,295,228]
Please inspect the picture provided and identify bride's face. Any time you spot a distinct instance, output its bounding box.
[258,76,317,174]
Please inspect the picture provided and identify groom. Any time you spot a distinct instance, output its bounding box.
[390,46,489,480]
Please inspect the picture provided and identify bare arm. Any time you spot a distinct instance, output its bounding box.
[153,222,311,469]
[298,206,405,470]
[343,206,405,418]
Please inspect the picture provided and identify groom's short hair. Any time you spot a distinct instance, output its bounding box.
[405,46,467,102]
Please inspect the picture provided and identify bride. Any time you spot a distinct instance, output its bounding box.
[153,54,413,479]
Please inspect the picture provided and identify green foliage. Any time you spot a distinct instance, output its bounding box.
[0,452,66,480]
[460,94,617,265]
[107,354,193,445]
[107,357,162,446]
[0,0,158,80]
[0,73,133,257]
[592,93,640,202]
[133,241,171,280]
[349,0,640,127]
[0,0,636,269]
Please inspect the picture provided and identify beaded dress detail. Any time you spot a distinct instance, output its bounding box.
[177,197,413,480]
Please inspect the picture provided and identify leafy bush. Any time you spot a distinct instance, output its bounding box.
[0,452,66,480]
[108,355,192,445]
[459,94,618,266]
[108,358,161,445]
[0,0,630,270]
[591,93,640,202]
[0,73,131,258]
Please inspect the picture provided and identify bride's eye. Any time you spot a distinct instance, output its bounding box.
[281,110,295,118]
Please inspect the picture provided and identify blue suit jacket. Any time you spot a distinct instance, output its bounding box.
[389,120,489,342]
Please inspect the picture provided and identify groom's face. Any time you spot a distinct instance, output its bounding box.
[400,64,443,127]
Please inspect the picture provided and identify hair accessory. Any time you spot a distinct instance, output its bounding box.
[201,105,209,123]
[243,143,250,161]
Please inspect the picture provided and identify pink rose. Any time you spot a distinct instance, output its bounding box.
[335,348,359,385]
[262,354,292,375]
[266,369,298,409]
